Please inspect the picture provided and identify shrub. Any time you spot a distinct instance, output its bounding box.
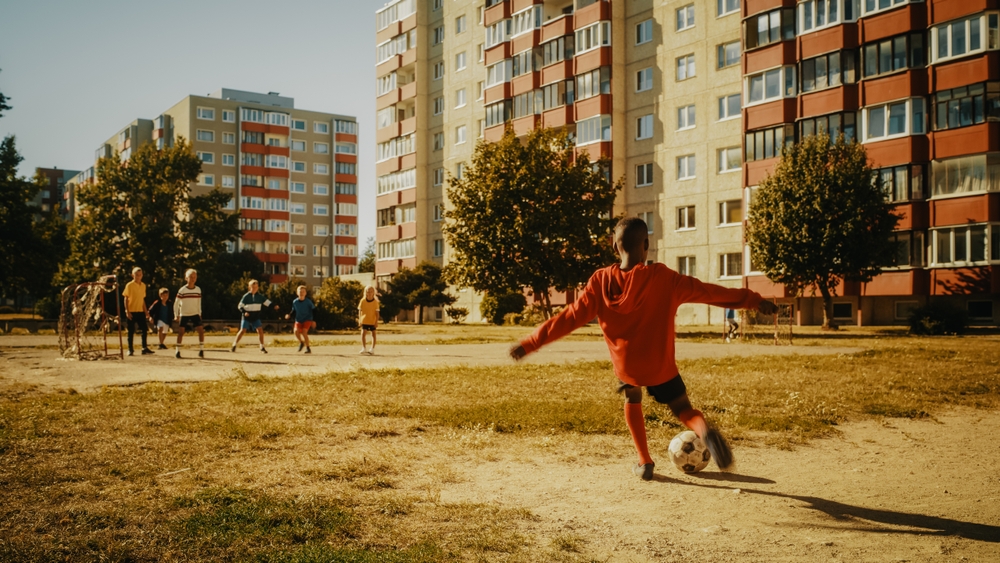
[502,312,523,326]
[445,307,468,324]
[518,304,548,327]
[35,296,61,320]
[314,277,365,330]
[908,302,968,335]
[480,292,526,325]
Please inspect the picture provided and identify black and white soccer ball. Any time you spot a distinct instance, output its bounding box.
[668,430,711,473]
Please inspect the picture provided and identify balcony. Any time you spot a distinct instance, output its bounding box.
[400,115,417,135]
[864,136,930,168]
[376,55,401,76]
[744,98,796,130]
[744,157,780,187]
[400,81,417,101]
[892,201,929,231]
[798,22,859,60]
[931,123,1000,161]
[512,72,540,96]
[512,114,540,136]
[541,59,573,84]
[241,121,289,136]
[484,1,511,26]
[862,70,928,107]
[934,52,1000,91]
[511,30,541,54]
[799,84,860,118]
[376,122,400,143]
[574,46,611,75]
[574,141,611,161]
[541,14,573,43]
[928,0,988,26]
[485,123,506,142]
[744,41,796,75]
[485,42,512,66]
[744,0,796,18]
[573,0,609,28]
[930,193,1000,227]
[862,269,930,296]
[574,94,611,121]
[859,3,926,42]
[376,88,401,110]
[931,266,998,296]
[485,83,512,104]
[542,105,574,128]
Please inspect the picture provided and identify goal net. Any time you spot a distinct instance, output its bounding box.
[58,275,124,360]
[728,300,794,345]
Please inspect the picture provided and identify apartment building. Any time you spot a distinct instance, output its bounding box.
[32,167,79,218]
[376,0,745,323]
[742,0,1000,325]
[78,89,360,286]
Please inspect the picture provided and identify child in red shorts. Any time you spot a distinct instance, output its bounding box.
[510,217,777,480]
[285,285,316,354]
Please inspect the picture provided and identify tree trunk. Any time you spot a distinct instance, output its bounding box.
[819,285,835,330]
[542,291,552,319]
[417,305,424,324]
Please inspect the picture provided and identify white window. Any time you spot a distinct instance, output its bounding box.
[266,155,288,169]
[676,5,695,32]
[222,175,235,188]
[434,239,444,257]
[486,59,512,87]
[576,115,612,145]
[433,132,444,150]
[636,19,653,45]
[335,223,358,236]
[456,125,467,144]
[678,256,697,277]
[291,119,306,131]
[314,163,329,174]
[636,163,653,187]
[677,154,696,180]
[223,198,235,211]
[746,66,797,106]
[485,19,512,48]
[719,253,743,278]
[292,161,306,172]
[931,154,1000,197]
[314,142,329,154]
[196,130,214,142]
[335,120,357,134]
[636,114,653,140]
[313,265,329,277]
[511,5,542,37]
[314,224,330,236]
[291,245,306,257]
[575,21,611,54]
[456,162,466,179]
[677,54,696,81]
[433,25,444,45]
[267,179,283,190]
[222,110,235,123]
[456,51,467,71]
[197,151,214,164]
[456,88,467,108]
[456,14,466,34]
[639,212,655,234]
[313,184,329,195]
[930,224,993,265]
[196,107,215,120]
[313,204,329,216]
[290,181,306,193]
[200,174,215,186]
[677,104,696,130]
[718,0,740,17]
[433,0,442,10]
[719,93,742,120]
[636,67,653,92]
[677,206,696,230]
[290,203,306,214]
[433,168,444,186]
[291,140,306,152]
[718,147,742,173]
[336,203,358,216]
[434,96,445,115]
[718,41,740,69]
[335,143,357,155]
[931,13,999,64]
[434,61,445,80]
[864,0,920,17]
[478,81,485,100]
[798,0,846,35]
[222,132,235,144]
[291,223,306,235]
[479,43,485,62]
[314,122,329,134]
[433,204,443,221]
[718,199,743,225]
[863,98,925,142]
[267,198,288,212]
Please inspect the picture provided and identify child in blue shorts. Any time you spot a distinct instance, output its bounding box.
[231,280,279,353]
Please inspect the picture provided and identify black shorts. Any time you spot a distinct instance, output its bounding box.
[619,374,688,405]
[362,324,377,332]
[179,315,203,330]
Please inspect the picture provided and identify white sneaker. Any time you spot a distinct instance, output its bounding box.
[359,348,368,355]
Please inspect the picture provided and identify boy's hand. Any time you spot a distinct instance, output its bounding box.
[273,305,279,310]
[509,344,527,361]
[284,313,290,320]
[758,300,779,315]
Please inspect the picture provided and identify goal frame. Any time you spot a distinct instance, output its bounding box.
[58,275,125,361]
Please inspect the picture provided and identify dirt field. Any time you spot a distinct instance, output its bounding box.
[1,330,998,561]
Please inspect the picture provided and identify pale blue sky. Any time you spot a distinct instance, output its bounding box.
[0,0,391,245]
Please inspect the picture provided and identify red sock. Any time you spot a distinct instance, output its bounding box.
[624,403,654,465]
[678,408,708,439]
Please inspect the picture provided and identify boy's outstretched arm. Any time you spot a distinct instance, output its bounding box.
[510,277,599,361]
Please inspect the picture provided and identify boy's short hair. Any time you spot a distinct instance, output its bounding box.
[615,217,648,254]
[185,268,197,279]
[248,279,258,286]
[158,288,169,295]
[364,285,376,292]
[131,266,142,275]
[296,285,308,292]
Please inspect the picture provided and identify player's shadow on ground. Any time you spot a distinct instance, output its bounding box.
[653,472,1000,543]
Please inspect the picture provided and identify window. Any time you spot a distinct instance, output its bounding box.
[677,154,696,180]
[485,19,512,48]
[456,88,467,108]
[292,161,306,172]
[512,48,541,78]
[718,199,742,225]
[433,132,444,151]
[378,238,416,260]
[745,124,795,162]
[636,19,653,45]
[196,130,214,142]
[636,114,653,140]
[241,108,264,123]
[455,162,466,180]
[222,110,235,123]
[267,198,288,212]
[222,175,235,188]
[878,164,926,202]
[479,43,485,62]
[197,151,214,164]
[862,0,917,16]
[486,59,513,87]
[676,5,695,31]
[746,66,797,105]
[335,120,357,134]
[676,54,696,81]
[200,174,214,186]
[336,162,357,175]
[486,100,513,127]
[313,142,329,154]
[677,256,697,277]
[314,224,330,238]
[718,147,742,173]
[291,119,306,131]
[575,21,611,54]
[718,41,740,69]
[831,303,852,320]
[291,223,306,235]
[801,50,859,93]
[799,111,858,141]
[335,223,358,236]
[242,153,264,167]
[719,252,743,278]
[313,184,329,196]
[931,224,994,265]
[267,179,284,191]
[636,163,653,187]
[863,32,925,78]
[290,182,305,194]
[933,82,1000,131]
[336,182,357,195]
[797,0,849,35]
[434,61,445,80]
[196,107,215,120]
[456,51,467,71]
[222,132,235,144]
[718,0,740,17]
[636,67,653,92]
[543,80,575,110]
[376,169,414,194]
[266,155,288,169]
[433,0,441,10]
[576,115,612,145]
[543,35,575,66]
[314,122,329,134]
[864,98,925,141]
[313,204,329,216]
[677,104,696,130]
[434,96,444,115]
[931,13,999,63]
[433,204,443,222]
[291,246,306,257]
[433,239,445,257]
[433,25,444,45]
[639,212,655,234]
[456,14,466,34]
[291,140,306,151]
[314,163,329,175]
[968,301,995,320]
[576,66,611,100]
[677,206,696,230]
[718,93,741,120]
[336,203,358,216]
[456,125,467,144]
[886,231,925,268]
[744,8,795,50]
[931,154,1000,197]
[512,5,542,37]
[433,168,444,186]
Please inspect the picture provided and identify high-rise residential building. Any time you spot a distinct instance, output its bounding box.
[77,89,360,286]
[33,167,79,218]
[742,0,1000,325]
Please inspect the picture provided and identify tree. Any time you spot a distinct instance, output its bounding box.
[745,134,899,328]
[384,261,456,324]
[314,276,364,330]
[0,136,47,303]
[59,139,239,290]
[357,237,375,273]
[444,126,620,318]
[0,69,10,118]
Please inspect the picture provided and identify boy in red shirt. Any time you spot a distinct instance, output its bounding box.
[511,217,777,480]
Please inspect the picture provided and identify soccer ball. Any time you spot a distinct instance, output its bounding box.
[668,431,711,473]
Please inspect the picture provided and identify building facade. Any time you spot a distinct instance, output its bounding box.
[33,167,79,218]
[74,89,360,286]
[742,0,1000,325]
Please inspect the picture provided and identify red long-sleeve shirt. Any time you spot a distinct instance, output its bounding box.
[520,263,764,387]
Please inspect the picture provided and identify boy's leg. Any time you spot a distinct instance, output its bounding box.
[648,377,733,470]
[302,325,311,349]
[176,325,185,358]
[126,316,136,354]
[138,316,150,351]
[232,328,245,347]
[257,327,266,351]
[360,328,368,353]
[197,326,205,357]
[620,384,654,479]
[370,327,377,352]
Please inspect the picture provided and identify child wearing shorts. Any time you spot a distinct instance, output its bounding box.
[357,285,380,355]
[285,285,316,353]
[231,279,279,353]
[148,288,173,350]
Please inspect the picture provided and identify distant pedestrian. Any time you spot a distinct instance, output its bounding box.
[358,285,380,355]
[174,268,205,358]
[285,284,316,354]
[122,267,153,356]
[148,288,173,350]
[725,307,739,341]
[231,280,279,353]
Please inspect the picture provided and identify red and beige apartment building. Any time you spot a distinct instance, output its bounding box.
[376,0,999,325]
[742,0,1000,324]
[71,89,360,286]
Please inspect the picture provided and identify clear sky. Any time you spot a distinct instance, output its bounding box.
[0,0,392,246]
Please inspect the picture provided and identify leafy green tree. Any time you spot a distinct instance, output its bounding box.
[746,134,899,328]
[384,261,456,324]
[314,276,364,330]
[444,126,620,317]
[357,237,375,273]
[0,69,10,118]
[480,291,527,326]
[59,139,239,291]
[0,136,49,303]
